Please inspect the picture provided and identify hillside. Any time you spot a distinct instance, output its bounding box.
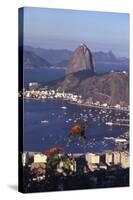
[23,50,51,68]
[24,46,71,65]
[46,70,129,106]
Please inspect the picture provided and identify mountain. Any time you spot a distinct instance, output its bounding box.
[24,46,72,65]
[66,43,95,75]
[94,51,129,65]
[55,60,69,68]
[46,70,129,106]
[23,50,51,68]
[24,46,129,69]
[41,44,128,106]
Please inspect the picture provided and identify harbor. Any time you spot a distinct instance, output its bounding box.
[23,98,129,153]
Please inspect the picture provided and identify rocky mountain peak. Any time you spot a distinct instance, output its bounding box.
[66,43,96,75]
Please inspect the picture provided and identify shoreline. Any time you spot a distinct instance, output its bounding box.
[22,97,129,112]
[69,101,129,112]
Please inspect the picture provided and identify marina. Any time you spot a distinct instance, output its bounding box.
[23,98,129,153]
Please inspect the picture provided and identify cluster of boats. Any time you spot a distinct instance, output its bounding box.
[40,104,129,128]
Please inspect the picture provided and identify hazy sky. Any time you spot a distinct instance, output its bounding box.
[23,7,129,57]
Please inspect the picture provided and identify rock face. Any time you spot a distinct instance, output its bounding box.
[66,43,96,75]
[42,42,129,106]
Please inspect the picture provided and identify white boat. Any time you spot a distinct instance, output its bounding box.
[105,122,113,126]
[41,120,49,123]
[104,137,114,140]
[115,138,127,143]
[61,106,67,110]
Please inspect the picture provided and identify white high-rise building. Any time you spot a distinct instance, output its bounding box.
[85,153,100,164]
[120,152,129,168]
[105,152,113,165]
[34,154,47,163]
[22,152,27,166]
[113,152,121,165]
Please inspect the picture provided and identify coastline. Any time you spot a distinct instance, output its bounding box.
[21,96,129,113]
[69,101,129,112]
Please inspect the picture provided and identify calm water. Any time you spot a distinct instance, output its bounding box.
[24,68,65,88]
[24,99,128,153]
[23,67,129,153]
[24,63,128,88]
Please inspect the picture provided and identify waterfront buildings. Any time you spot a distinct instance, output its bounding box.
[21,87,129,111]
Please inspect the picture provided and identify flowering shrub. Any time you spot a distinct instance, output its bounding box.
[44,145,64,156]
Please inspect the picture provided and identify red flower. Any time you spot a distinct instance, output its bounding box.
[44,145,64,156]
[71,125,82,135]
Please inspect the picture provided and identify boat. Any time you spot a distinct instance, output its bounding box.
[115,138,127,143]
[105,122,113,126]
[41,120,49,123]
[104,137,114,140]
[61,106,67,110]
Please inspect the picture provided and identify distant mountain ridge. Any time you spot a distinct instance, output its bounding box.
[23,50,51,68]
[24,45,129,69]
[94,51,128,65]
[24,46,71,66]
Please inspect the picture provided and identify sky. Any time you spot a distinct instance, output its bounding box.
[23,7,129,57]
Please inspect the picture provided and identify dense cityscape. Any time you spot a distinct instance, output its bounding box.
[21,150,129,192]
[20,82,129,192]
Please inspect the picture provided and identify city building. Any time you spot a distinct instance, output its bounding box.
[115,104,121,109]
[105,152,113,166]
[120,152,129,168]
[101,103,108,107]
[115,138,127,143]
[22,152,28,166]
[34,154,47,163]
[29,82,40,90]
[85,153,100,164]
[113,152,121,165]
